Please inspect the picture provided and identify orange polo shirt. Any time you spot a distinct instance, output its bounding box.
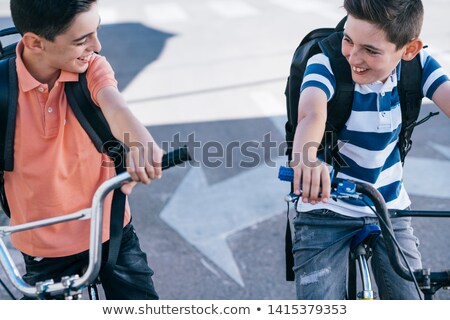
[4,41,131,257]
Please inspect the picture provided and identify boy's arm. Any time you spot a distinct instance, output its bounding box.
[291,86,331,203]
[96,85,164,194]
[430,81,450,117]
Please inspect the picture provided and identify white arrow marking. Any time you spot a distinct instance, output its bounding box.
[160,160,288,286]
[160,133,449,285]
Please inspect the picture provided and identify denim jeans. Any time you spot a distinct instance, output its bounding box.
[21,223,158,300]
[293,209,422,300]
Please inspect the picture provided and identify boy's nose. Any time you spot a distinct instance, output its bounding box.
[89,34,102,53]
[347,48,363,65]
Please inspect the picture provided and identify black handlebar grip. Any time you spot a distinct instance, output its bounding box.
[161,146,191,170]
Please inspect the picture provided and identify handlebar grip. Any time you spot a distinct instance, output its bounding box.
[161,146,191,170]
[278,166,294,182]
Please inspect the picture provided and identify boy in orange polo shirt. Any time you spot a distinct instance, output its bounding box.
[6,0,163,299]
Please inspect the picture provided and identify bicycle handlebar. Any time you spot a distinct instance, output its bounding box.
[0,146,191,299]
[278,165,450,287]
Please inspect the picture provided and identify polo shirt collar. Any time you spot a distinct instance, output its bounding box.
[16,40,79,92]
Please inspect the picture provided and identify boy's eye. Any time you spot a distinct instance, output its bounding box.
[365,48,379,55]
[75,39,87,46]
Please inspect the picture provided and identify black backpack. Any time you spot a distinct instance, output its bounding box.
[283,17,438,281]
[0,27,127,268]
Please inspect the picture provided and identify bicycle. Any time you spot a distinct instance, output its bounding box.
[278,165,450,300]
[0,147,191,300]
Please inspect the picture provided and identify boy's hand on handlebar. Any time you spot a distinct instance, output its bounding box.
[121,143,164,195]
[291,160,331,204]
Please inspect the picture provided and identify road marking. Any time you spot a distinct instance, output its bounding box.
[144,3,189,23]
[269,0,322,12]
[160,160,287,286]
[158,141,449,285]
[269,0,344,21]
[403,143,450,199]
[207,0,259,18]
[127,83,287,126]
[250,91,285,117]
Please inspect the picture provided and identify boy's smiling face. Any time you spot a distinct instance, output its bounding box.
[342,15,406,85]
[38,3,102,75]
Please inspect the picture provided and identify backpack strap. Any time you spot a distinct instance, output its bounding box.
[0,57,18,172]
[285,35,325,162]
[0,27,19,60]
[65,75,128,269]
[285,16,349,164]
[0,57,18,217]
[398,56,424,164]
[65,73,118,154]
[318,30,354,170]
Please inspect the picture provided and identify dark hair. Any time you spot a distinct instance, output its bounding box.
[343,0,424,50]
[10,0,97,41]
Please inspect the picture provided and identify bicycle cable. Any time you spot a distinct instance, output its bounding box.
[363,199,423,300]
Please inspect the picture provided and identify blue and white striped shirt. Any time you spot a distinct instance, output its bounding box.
[298,50,449,217]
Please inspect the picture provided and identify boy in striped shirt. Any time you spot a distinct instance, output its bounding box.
[291,0,450,299]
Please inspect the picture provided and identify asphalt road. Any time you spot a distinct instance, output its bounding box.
[1,0,449,300]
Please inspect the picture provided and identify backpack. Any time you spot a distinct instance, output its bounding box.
[0,27,127,268]
[283,17,438,281]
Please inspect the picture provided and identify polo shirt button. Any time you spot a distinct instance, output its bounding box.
[37,87,45,93]
[48,107,53,113]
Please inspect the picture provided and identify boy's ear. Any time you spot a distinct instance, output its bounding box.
[22,32,45,52]
[402,38,423,61]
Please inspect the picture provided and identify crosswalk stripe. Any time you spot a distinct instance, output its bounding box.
[144,3,189,23]
[127,87,286,126]
[269,0,344,21]
[207,0,259,18]
[269,0,320,12]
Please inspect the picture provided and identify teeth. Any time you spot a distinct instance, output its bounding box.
[352,66,367,73]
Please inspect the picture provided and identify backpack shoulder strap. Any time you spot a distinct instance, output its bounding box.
[0,57,18,217]
[64,73,118,154]
[319,31,354,132]
[0,57,18,172]
[318,30,354,168]
[65,74,127,268]
[398,55,423,163]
